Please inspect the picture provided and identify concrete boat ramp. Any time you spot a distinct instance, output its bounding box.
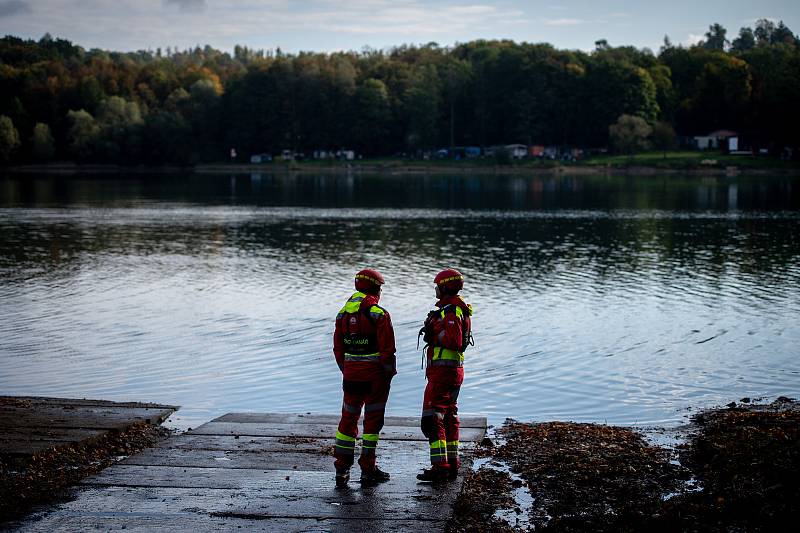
[0,396,176,457]
[14,412,488,532]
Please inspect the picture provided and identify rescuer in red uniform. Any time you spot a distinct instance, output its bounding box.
[417,268,473,483]
[333,269,397,487]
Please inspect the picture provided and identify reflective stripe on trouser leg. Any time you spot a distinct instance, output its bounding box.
[342,401,360,414]
[334,430,356,457]
[430,439,447,464]
[446,440,459,462]
[361,433,379,458]
[359,380,389,471]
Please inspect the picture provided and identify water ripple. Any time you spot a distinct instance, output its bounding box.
[2,175,800,428]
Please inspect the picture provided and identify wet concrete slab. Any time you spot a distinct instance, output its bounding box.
[0,397,177,457]
[13,412,487,532]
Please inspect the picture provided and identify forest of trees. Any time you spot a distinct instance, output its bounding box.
[1,19,798,165]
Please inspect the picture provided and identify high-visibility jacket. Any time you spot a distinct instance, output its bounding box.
[334,291,397,381]
[425,295,473,382]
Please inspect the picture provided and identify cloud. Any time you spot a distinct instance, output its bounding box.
[164,0,206,12]
[545,18,584,27]
[0,0,30,17]
[684,33,704,46]
[262,2,520,37]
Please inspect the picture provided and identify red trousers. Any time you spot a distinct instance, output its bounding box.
[334,378,391,472]
[420,377,462,469]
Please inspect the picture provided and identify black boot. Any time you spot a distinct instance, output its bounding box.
[416,467,449,483]
[335,470,350,488]
[448,463,459,480]
[360,466,391,485]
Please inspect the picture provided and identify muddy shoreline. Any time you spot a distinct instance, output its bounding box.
[449,397,799,532]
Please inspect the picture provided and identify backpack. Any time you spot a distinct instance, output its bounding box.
[417,303,474,362]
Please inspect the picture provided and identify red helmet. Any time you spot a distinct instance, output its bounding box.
[354,268,385,294]
[434,268,464,293]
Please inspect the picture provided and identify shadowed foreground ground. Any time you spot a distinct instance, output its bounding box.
[2,398,797,531]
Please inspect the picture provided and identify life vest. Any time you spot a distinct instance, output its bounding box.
[338,291,385,363]
[418,299,474,368]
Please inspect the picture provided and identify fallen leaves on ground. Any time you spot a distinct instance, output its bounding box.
[0,423,171,523]
[448,466,518,533]
[663,396,800,532]
[497,421,684,532]
[450,397,799,532]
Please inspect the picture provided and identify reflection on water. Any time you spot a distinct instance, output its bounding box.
[1,173,799,429]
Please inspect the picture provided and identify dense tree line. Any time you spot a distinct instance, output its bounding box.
[1,20,798,165]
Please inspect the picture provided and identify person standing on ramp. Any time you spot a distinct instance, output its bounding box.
[333,269,397,487]
[417,268,474,482]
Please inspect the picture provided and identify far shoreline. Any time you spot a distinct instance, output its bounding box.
[4,159,800,177]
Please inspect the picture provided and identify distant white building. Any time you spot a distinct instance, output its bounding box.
[694,130,737,150]
[505,144,528,159]
[486,145,527,159]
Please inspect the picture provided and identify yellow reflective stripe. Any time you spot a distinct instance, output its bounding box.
[344,352,380,361]
[432,347,463,362]
[430,439,447,460]
[356,273,382,285]
[437,275,463,285]
[362,433,379,445]
[439,307,463,319]
[335,431,356,442]
[369,305,385,316]
[341,291,367,314]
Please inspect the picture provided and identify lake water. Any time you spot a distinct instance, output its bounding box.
[1,172,798,431]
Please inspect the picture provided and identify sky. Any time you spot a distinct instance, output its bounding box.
[0,0,798,54]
